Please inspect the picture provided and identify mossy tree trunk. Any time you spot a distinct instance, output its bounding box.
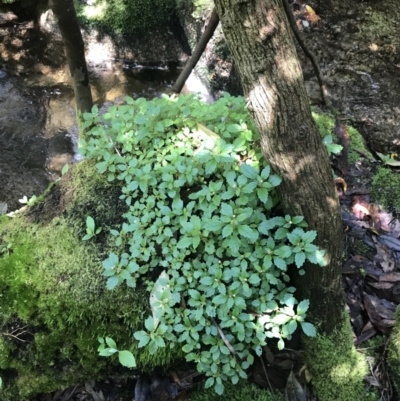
[50,0,93,116]
[213,0,358,396]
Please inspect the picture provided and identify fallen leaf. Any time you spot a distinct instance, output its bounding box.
[150,270,170,330]
[304,5,321,25]
[285,371,306,401]
[363,292,395,334]
[373,237,395,273]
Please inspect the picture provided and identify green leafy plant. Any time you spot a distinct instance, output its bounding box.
[97,337,136,368]
[323,135,343,156]
[79,93,326,394]
[18,195,38,207]
[82,216,102,241]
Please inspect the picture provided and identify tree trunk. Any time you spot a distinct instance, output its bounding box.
[172,8,219,93]
[213,0,345,333]
[212,2,367,399]
[50,0,93,116]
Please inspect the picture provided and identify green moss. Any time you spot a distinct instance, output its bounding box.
[370,166,400,210]
[189,380,283,401]
[388,307,400,395]
[312,110,373,163]
[73,0,177,36]
[304,316,367,401]
[0,160,182,399]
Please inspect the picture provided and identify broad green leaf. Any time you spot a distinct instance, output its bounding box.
[106,276,119,290]
[257,187,269,203]
[302,230,317,243]
[295,252,306,268]
[272,313,291,325]
[99,348,116,357]
[222,224,234,238]
[105,337,117,349]
[269,175,282,186]
[227,123,242,133]
[292,216,304,224]
[238,225,258,242]
[203,220,224,232]
[145,316,155,332]
[177,236,192,249]
[134,331,150,348]
[297,300,310,315]
[260,166,270,179]
[240,163,258,179]
[221,203,233,217]
[273,257,286,271]
[301,322,316,337]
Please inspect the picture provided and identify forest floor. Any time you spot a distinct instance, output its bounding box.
[25,135,400,401]
[2,2,400,401]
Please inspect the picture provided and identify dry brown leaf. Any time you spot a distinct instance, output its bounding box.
[263,345,275,364]
[285,371,306,401]
[363,292,395,334]
[334,177,347,193]
[304,5,321,25]
[372,237,395,273]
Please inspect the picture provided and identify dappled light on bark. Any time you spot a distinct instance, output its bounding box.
[214,0,345,334]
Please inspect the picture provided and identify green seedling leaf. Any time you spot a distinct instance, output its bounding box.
[105,337,117,349]
[86,216,95,232]
[118,350,136,368]
[376,152,400,166]
[61,163,69,176]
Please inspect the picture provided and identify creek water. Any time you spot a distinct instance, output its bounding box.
[0,62,185,212]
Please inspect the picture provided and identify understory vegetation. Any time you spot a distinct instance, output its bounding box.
[79,93,326,394]
[0,93,334,398]
[0,92,386,399]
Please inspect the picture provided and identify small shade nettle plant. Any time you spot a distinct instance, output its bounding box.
[79,93,326,394]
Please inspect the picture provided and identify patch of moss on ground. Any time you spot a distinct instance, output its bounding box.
[370,166,400,211]
[73,0,177,36]
[0,160,183,400]
[388,307,400,396]
[304,316,367,401]
[312,109,373,164]
[189,380,283,401]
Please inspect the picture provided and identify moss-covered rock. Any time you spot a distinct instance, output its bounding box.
[370,166,400,211]
[0,162,182,400]
[388,307,400,396]
[312,109,373,164]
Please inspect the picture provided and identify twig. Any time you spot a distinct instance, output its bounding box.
[281,0,330,107]
[259,356,278,401]
[210,317,241,361]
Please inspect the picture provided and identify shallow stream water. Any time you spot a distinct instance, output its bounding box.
[0,62,182,212]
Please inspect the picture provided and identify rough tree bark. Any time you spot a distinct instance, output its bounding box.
[212,2,367,398]
[213,0,345,333]
[50,0,93,116]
